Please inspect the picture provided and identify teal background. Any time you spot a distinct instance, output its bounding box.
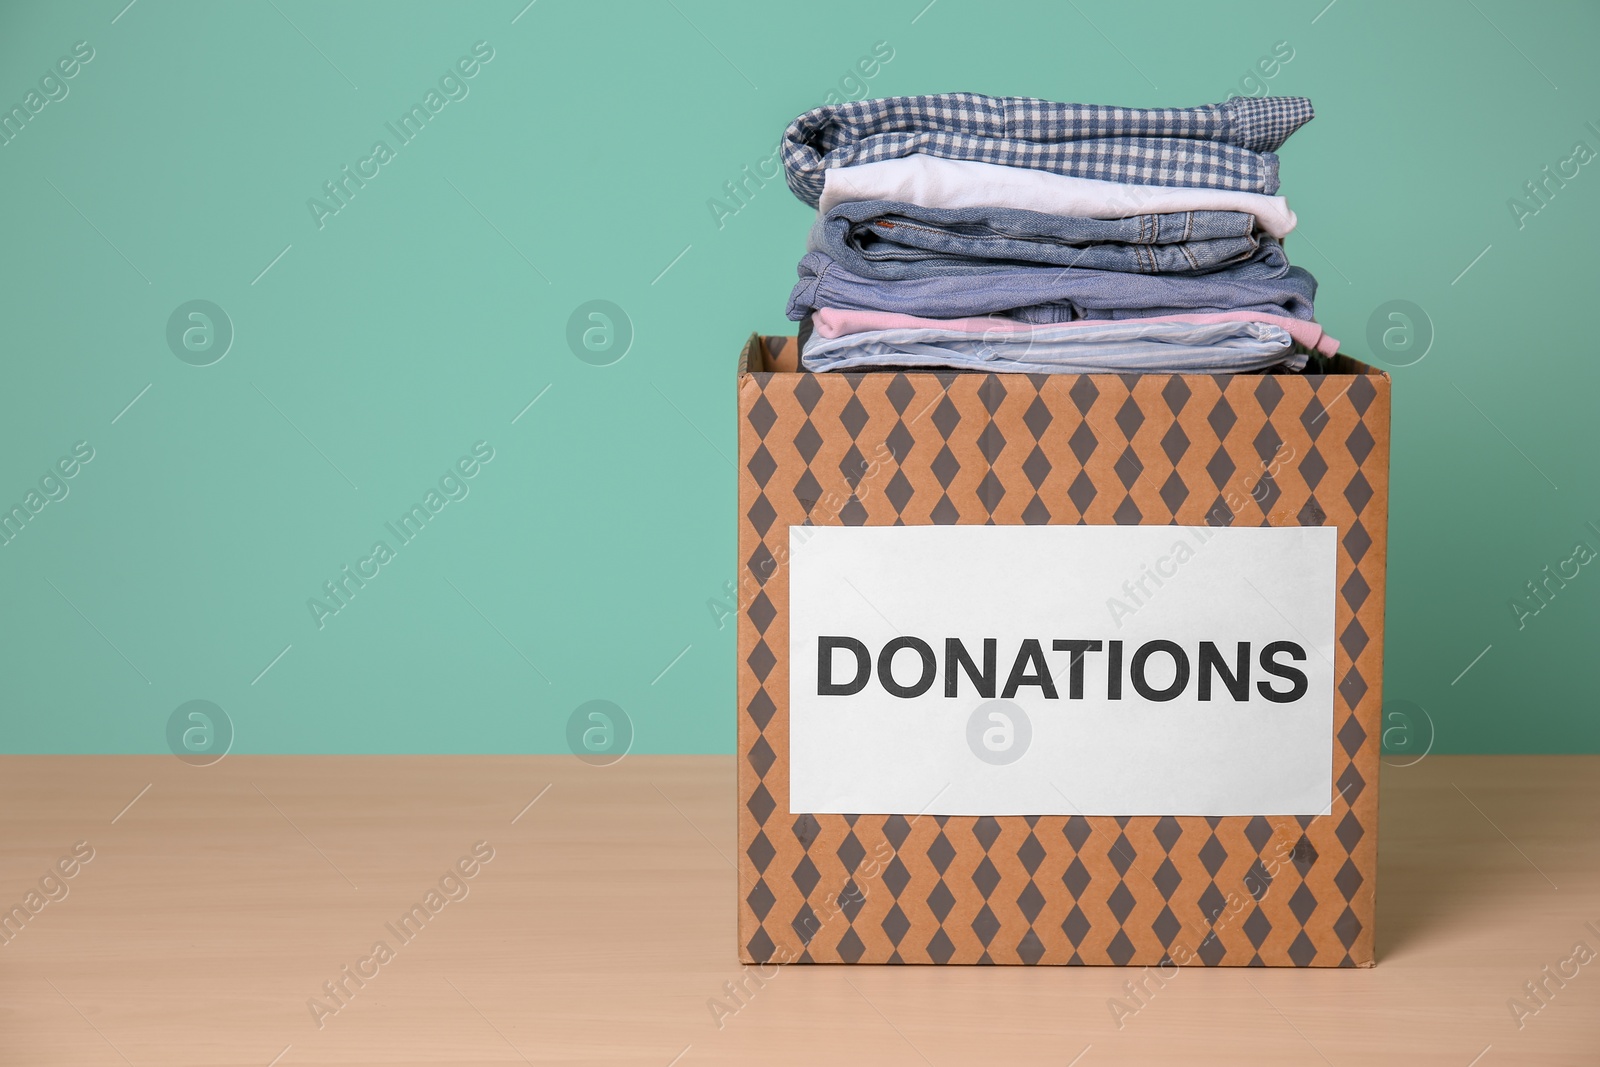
[1,0,1595,754]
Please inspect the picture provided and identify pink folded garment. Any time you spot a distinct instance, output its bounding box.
[811,307,1341,357]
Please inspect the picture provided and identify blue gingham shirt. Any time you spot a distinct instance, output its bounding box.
[782,94,1314,207]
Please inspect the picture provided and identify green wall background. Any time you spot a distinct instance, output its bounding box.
[1,0,1595,754]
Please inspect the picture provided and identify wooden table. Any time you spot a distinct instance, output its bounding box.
[0,755,1594,1065]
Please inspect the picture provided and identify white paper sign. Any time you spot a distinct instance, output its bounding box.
[788,524,1337,816]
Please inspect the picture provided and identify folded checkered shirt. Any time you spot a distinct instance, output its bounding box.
[782,94,1314,207]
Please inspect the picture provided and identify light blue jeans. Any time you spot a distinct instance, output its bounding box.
[800,320,1301,374]
[810,199,1259,279]
[787,239,1317,323]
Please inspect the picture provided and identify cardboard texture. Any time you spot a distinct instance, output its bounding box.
[736,334,1390,967]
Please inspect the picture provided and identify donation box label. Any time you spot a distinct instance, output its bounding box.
[788,524,1338,816]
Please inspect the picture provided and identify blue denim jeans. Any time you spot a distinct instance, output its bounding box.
[810,199,1260,279]
[799,319,1301,374]
[787,239,1317,323]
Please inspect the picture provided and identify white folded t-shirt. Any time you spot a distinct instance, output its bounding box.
[817,154,1298,239]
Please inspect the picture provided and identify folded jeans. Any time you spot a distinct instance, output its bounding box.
[810,198,1260,279]
[787,241,1318,323]
[799,319,1303,374]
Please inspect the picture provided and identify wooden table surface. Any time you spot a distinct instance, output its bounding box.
[0,754,1594,1065]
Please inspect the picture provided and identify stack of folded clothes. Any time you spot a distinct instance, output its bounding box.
[780,94,1340,374]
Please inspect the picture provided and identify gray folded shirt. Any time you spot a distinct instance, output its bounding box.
[782,94,1314,206]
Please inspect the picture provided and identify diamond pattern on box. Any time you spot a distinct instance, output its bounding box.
[737,338,1388,966]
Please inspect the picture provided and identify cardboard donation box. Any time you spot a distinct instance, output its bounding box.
[735,334,1390,967]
